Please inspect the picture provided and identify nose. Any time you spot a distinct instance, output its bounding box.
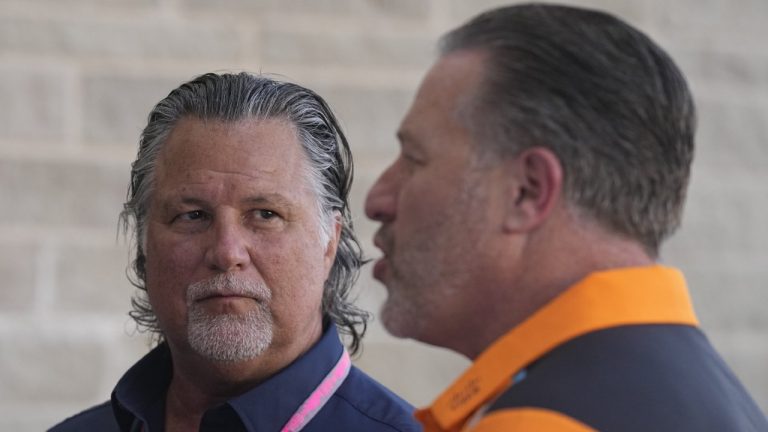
[364,163,399,223]
[205,214,250,272]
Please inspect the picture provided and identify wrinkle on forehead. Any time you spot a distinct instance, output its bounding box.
[150,116,316,212]
[173,168,279,185]
[155,117,304,184]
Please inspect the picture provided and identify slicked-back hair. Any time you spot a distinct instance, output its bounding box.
[120,72,369,354]
[441,3,696,255]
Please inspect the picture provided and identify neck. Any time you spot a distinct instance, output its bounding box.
[164,377,214,432]
[164,356,279,432]
[461,210,655,359]
[163,321,323,431]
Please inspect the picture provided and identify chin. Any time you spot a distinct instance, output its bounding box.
[187,312,274,363]
[380,301,421,340]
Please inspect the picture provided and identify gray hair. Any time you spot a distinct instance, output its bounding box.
[441,3,696,255]
[120,72,369,354]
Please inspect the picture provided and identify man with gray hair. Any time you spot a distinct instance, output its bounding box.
[51,73,419,432]
[365,3,768,431]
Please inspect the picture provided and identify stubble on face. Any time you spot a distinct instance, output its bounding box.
[379,163,491,342]
[186,273,274,363]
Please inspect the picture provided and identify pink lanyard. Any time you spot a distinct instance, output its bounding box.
[135,350,351,432]
[280,349,352,432]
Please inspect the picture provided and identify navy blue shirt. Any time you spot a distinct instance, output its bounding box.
[490,325,768,431]
[50,325,419,432]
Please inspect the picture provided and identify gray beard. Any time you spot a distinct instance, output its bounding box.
[185,274,274,362]
[187,307,273,362]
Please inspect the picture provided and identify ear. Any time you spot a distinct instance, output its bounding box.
[503,147,563,233]
[323,211,343,272]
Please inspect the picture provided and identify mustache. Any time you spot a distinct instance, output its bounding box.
[373,227,394,254]
[186,273,272,305]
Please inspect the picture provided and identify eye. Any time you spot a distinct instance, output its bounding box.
[175,210,208,222]
[401,152,424,166]
[257,209,277,220]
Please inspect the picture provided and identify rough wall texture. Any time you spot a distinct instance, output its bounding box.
[0,0,766,430]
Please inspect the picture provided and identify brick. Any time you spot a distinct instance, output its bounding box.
[55,243,135,314]
[360,0,431,20]
[0,159,126,229]
[665,172,768,256]
[348,153,397,231]
[0,17,242,61]
[648,0,766,55]
[183,0,430,20]
[0,336,104,403]
[0,408,73,432]
[101,334,154,392]
[353,339,470,406]
[694,100,768,170]
[0,241,38,312]
[261,28,433,70]
[2,0,157,9]
[684,266,768,332]
[309,86,414,153]
[0,66,72,141]
[449,0,646,29]
[650,0,768,35]
[679,51,768,93]
[83,74,184,146]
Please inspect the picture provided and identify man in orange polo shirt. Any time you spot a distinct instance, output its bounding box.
[365,4,768,431]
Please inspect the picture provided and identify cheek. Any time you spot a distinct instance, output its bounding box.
[256,239,327,312]
[143,230,202,323]
[145,242,188,286]
[145,223,204,275]
[400,180,456,231]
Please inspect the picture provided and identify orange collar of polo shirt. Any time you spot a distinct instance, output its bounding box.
[415,265,699,432]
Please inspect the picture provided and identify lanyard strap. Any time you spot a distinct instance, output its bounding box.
[132,349,352,432]
[281,349,352,432]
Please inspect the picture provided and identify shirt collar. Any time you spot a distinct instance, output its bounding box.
[415,265,699,432]
[112,323,344,432]
[228,323,343,430]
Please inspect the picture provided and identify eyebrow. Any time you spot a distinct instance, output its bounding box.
[241,194,295,209]
[396,129,411,145]
[162,193,296,211]
[396,129,423,151]
[162,196,208,212]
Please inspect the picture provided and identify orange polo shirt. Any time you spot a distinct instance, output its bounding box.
[415,265,699,432]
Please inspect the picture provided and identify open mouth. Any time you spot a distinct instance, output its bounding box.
[198,293,254,301]
[373,256,389,281]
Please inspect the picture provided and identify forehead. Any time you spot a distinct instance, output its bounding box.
[155,116,307,187]
[400,50,488,140]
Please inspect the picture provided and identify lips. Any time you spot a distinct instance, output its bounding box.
[187,273,272,307]
[372,257,389,281]
[197,292,256,302]
[372,229,393,281]
[373,227,394,253]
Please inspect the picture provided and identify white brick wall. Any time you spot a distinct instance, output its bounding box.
[0,1,765,430]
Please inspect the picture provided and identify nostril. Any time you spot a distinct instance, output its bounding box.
[365,198,396,223]
[364,195,388,222]
[364,193,380,220]
[364,202,379,221]
[365,168,399,222]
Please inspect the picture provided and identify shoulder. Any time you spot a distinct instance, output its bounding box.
[314,366,419,432]
[472,408,595,432]
[490,325,768,431]
[48,401,120,432]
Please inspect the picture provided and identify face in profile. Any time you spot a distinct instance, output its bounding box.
[365,51,506,348]
[143,117,339,364]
